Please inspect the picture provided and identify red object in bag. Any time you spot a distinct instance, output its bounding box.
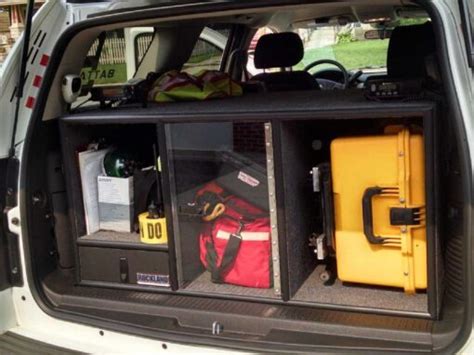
[199,196,271,288]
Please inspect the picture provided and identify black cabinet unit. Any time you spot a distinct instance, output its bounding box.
[59,90,441,318]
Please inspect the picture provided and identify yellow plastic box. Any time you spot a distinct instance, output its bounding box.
[331,128,426,294]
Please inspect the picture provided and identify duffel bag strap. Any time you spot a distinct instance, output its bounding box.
[205,219,244,283]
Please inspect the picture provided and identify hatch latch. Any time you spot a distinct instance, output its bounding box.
[389,207,422,226]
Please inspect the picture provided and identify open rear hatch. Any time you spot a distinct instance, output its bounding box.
[18,1,472,353]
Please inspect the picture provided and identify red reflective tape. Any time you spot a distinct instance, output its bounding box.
[33,75,42,88]
[39,54,49,66]
[25,96,35,109]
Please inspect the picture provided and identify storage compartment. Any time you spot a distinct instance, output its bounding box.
[56,92,441,317]
[60,122,172,288]
[79,246,170,287]
[278,111,439,316]
[165,121,281,299]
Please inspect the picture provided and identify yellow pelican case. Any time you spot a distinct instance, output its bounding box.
[331,128,426,294]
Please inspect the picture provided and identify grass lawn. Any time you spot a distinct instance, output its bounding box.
[297,39,389,71]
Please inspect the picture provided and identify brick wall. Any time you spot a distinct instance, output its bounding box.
[0,12,9,33]
[0,12,11,62]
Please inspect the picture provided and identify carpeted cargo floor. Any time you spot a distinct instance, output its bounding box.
[186,271,280,299]
[186,267,427,313]
[292,265,428,313]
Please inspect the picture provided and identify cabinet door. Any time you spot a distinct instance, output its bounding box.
[165,121,281,297]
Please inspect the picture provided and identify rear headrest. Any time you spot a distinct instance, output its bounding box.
[387,22,435,78]
[254,32,304,69]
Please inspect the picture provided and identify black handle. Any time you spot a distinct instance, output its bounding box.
[119,257,129,283]
[362,187,386,244]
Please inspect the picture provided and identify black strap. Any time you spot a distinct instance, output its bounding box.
[205,220,243,283]
[133,169,158,226]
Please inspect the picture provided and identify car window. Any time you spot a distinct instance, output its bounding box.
[81,29,129,87]
[294,18,430,72]
[181,26,230,75]
[78,26,229,101]
[294,23,389,72]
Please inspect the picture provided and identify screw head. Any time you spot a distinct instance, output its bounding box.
[11,217,19,226]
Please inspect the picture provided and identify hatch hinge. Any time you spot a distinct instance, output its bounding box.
[2,157,23,287]
[3,206,23,287]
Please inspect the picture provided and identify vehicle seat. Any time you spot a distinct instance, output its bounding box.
[252,32,319,91]
[387,22,436,79]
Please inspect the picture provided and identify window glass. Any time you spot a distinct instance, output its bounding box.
[182,26,230,75]
[166,121,277,296]
[294,18,429,73]
[81,29,128,86]
[80,28,154,91]
[78,25,229,101]
[460,0,474,66]
[294,23,389,72]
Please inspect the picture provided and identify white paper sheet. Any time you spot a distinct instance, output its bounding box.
[78,148,110,234]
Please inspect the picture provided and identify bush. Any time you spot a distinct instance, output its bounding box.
[337,31,355,44]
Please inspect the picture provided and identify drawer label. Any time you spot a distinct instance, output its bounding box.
[136,273,170,287]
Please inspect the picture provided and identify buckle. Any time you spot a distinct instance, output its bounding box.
[390,207,422,226]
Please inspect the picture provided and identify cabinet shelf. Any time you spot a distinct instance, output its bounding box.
[77,231,169,251]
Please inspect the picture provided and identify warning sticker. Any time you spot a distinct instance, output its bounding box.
[237,171,260,187]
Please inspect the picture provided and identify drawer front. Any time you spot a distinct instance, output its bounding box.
[79,247,170,287]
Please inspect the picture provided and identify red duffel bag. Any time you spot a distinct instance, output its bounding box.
[199,196,271,288]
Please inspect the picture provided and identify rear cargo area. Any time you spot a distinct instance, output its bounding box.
[17,1,470,352]
[28,91,446,309]
[23,77,465,353]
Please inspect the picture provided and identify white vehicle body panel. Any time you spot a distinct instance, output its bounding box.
[124,26,154,79]
[0,0,113,159]
[0,289,16,333]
